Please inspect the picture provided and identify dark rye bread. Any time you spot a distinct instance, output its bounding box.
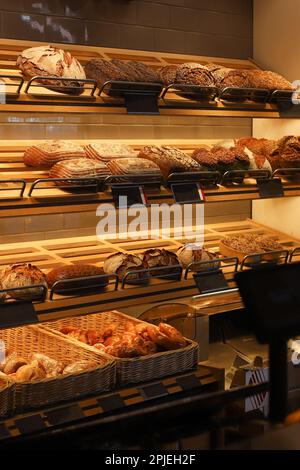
[127,61,160,83]
[138,145,201,178]
[85,59,130,87]
[158,65,178,86]
[176,63,215,87]
[211,66,250,88]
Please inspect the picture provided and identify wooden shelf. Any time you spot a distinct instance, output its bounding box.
[0,38,294,118]
[0,219,298,323]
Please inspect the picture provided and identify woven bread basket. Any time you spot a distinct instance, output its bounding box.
[41,310,199,386]
[0,326,116,412]
[0,380,14,418]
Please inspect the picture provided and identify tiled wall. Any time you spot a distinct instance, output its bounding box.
[0,0,253,58]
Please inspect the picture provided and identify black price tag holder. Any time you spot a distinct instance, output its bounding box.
[99,80,163,115]
[0,284,47,329]
[111,184,148,208]
[257,177,284,198]
[184,256,239,295]
[171,182,205,204]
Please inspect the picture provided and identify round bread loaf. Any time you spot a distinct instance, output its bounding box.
[176,62,215,87]
[177,244,219,271]
[211,66,250,88]
[17,45,86,95]
[1,263,48,301]
[103,252,147,282]
[191,147,219,171]
[143,249,180,278]
[158,65,178,86]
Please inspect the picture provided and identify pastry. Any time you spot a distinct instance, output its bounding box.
[158,65,178,86]
[147,323,187,350]
[191,147,219,171]
[176,63,215,87]
[29,353,64,377]
[142,249,180,278]
[247,69,294,90]
[17,45,86,95]
[2,353,28,375]
[84,142,136,162]
[177,244,219,270]
[23,141,86,168]
[210,65,250,89]
[138,145,201,178]
[85,59,130,87]
[49,158,111,182]
[63,360,97,375]
[14,363,46,382]
[103,252,147,282]
[107,157,161,177]
[1,264,48,301]
[46,264,107,288]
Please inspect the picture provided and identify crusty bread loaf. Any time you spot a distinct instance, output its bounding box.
[23,141,86,168]
[17,45,86,95]
[108,157,161,176]
[85,143,136,162]
[49,158,110,182]
[103,252,147,281]
[143,249,180,278]
[47,264,106,288]
[138,145,201,178]
[210,65,250,88]
[158,65,178,86]
[1,263,48,301]
[85,59,130,87]
[177,244,219,270]
[247,69,294,90]
[176,63,215,87]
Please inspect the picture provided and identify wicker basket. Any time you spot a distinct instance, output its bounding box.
[0,381,14,418]
[41,310,199,386]
[0,326,116,412]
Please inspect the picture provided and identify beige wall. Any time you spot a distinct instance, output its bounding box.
[253,0,300,238]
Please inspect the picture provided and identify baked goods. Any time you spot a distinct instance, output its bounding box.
[29,353,64,377]
[247,69,294,91]
[59,321,186,358]
[220,234,283,255]
[269,136,300,169]
[176,62,215,87]
[2,354,28,375]
[0,278,5,303]
[211,145,250,173]
[177,244,219,270]
[17,45,86,95]
[108,157,161,178]
[23,141,86,168]
[46,264,106,288]
[85,59,131,87]
[85,58,160,87]
[191,147,219,171]
[84,142,136,162]
[49,158,110,182]
[63,360,97,375]
[103,252,147,281]
[143,249,180,277]
[1,264,47,301]
[138,145,201,178]
[158,65,178,86]
[209,64,250,88]
[14,363,46,382]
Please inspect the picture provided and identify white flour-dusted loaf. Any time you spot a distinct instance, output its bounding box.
[17,45,86,95]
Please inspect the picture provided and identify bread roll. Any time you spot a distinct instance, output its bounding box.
[23,141,86,168]
[17,45,86,95]
[29,353,64,378]
[1,264,47,301]
[63,360,97,375]
[14,363,46,382]
[46,264,107,288]
[2,353,28,375]
[177,244,219,271]
[85,143,136,162]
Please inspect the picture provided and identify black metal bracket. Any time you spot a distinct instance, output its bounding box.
[24,76,98,97]
[99,80,163,114]
[121,264,183,289]
[289,247,300,263]
[28,178,102,197]
[167,171,221,188]
[240,249,289,270]
[219,87,270,103]
[184,256,239,280]
[104,173,162,189]
[161,83,219,102]
[49,273,118,300]
[221,169,272,185]
[273,168,300,180]
[0,179,26,198]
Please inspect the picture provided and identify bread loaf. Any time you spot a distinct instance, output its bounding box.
[49,158,111,183]
[85,59,130,87]
[46,264,107,288]
[177,244,219,271]
[23,140,86,168]
[29,353,64,377]
[176,63,215,87]
[108,157,161,177]
[247,69,294,91]
[143,249,180,278]
[138,145,201,178]
[14,363,46,382]
[84,143,136,162]
[158,65,178,86]
[1,264,47,301]
[17,45,86,95]
[209,65,250,88]
[103,252,147,281]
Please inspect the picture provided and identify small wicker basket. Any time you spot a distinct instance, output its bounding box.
[41,310,199,386]
[0,381,14,418]
[0,326,116,412]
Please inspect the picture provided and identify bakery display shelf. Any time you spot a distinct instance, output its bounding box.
[0,38,296,118]
[1,139,300,215]
[0,365,221,445]
[0,219,299,325]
